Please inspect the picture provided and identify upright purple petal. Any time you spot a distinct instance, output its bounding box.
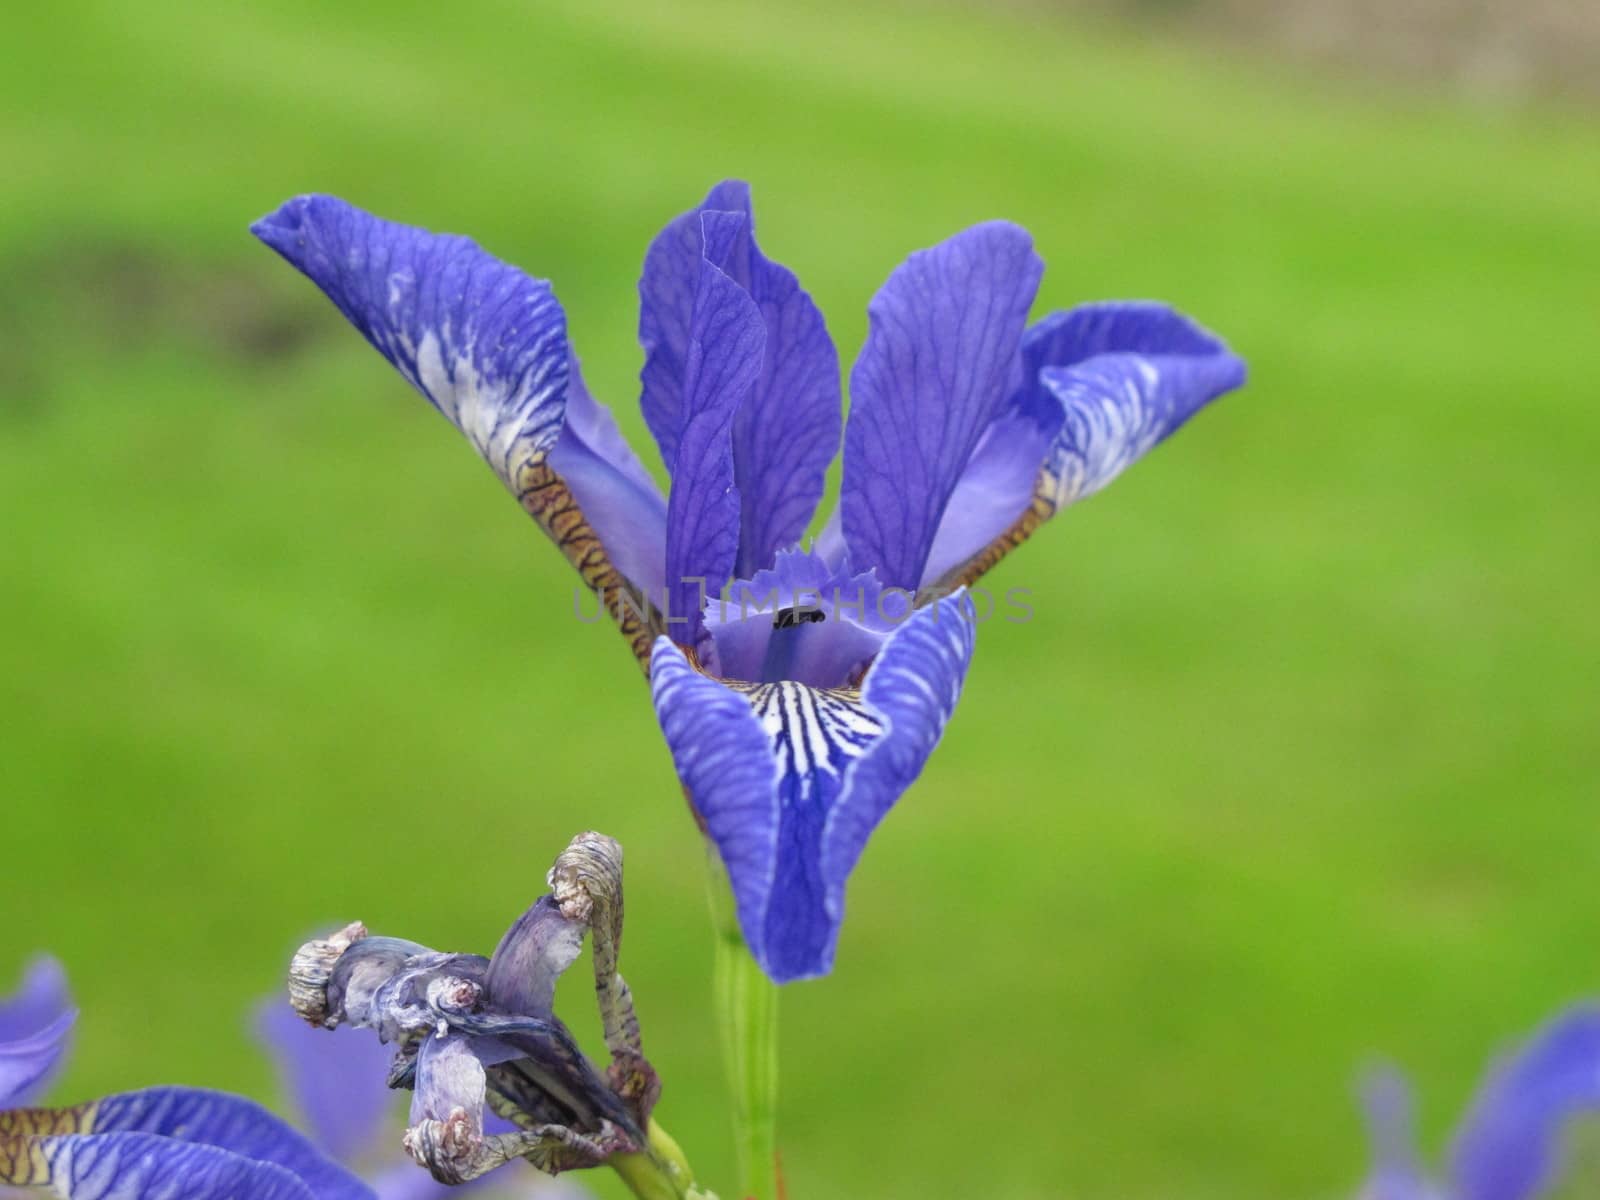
[1447,1005,1600,1200]
[255,999,396,1164]
[0,956,74,1108]
[639,182,839,576]
[0,1131,321,1199]
[840,223,1043,590]
[650,593,975,982]
[638,179,755,471]
[662,212,765,647]
[252,196,568,488]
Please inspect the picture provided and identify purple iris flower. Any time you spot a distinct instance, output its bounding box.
[1358,1005,1600,1200]
[1,957,375,1199]
[252,182,1245,982]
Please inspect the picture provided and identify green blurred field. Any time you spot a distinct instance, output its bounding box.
[4,2,1599,1197]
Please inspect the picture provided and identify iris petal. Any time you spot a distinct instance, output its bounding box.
[0,1130,320,1199]
[547,355,668,599]
[482,895,585,1017]
[255,1000,396,1164]
[662,212,766,650]
[650,593,975,982]
[1447,1005,1600,1200]
[841,222,1044,591]
[1037,307,1246,511]
[1357,1067,1436,1200]
[639,181,841,577]
[0,1087,373,1200]
[0,957,69,1045]
[0,957,74,1109]
[253,195,664,667]
[928,302,1247,591]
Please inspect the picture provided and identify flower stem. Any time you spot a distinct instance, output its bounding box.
[610,1119,720,1200]
[706,847,781,1200]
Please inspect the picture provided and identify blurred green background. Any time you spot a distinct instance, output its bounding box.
[4,1,1598,1197]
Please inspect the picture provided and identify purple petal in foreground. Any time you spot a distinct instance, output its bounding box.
[1448,1005,1600,1200]
[651,593,975,982]
[841,222,1043,591]
[256,998,397,1164]
[1,1087,372,1200]
[0,1131,321,1200]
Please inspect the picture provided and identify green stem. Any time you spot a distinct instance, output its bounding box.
[609,1119,719,1200]
[707,848,781,1200]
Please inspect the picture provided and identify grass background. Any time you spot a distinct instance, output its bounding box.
[3,1,1598,1196]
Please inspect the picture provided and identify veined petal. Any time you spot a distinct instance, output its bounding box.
[640,182,840,576]
[1447,1005,1600,1200]
[1036,305,1246,511]
[841,222,1043,591]
[662,212,765,649]
[926,301,1247,591]
[255,999,396,1164]
[252,196,568,486]
[253,195,664,668]
[0,1130,320,1199]
[0,1088,373,1200]
[0,957,74,1109]
[650,593,975,982]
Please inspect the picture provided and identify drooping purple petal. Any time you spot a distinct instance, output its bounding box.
[639,182,840,576]
[661,212,765,647]
[918,301,1246,588]
[650,593,975,982]
[255,998,397,1164]
[0,1087,373,1199]
[252,196,569,489]
[818,592,976,946]
[1035,305,1246,512]
[1356,1067,1436,1200]
[483,896,585,1017]
[254,196,669,667]
[702,548,896,688]
[0,956,74,1108]
[547,355,667,597]
[1447,1005,1600,1200]
[840,222,1043,591]
[0,1131,322,1199]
